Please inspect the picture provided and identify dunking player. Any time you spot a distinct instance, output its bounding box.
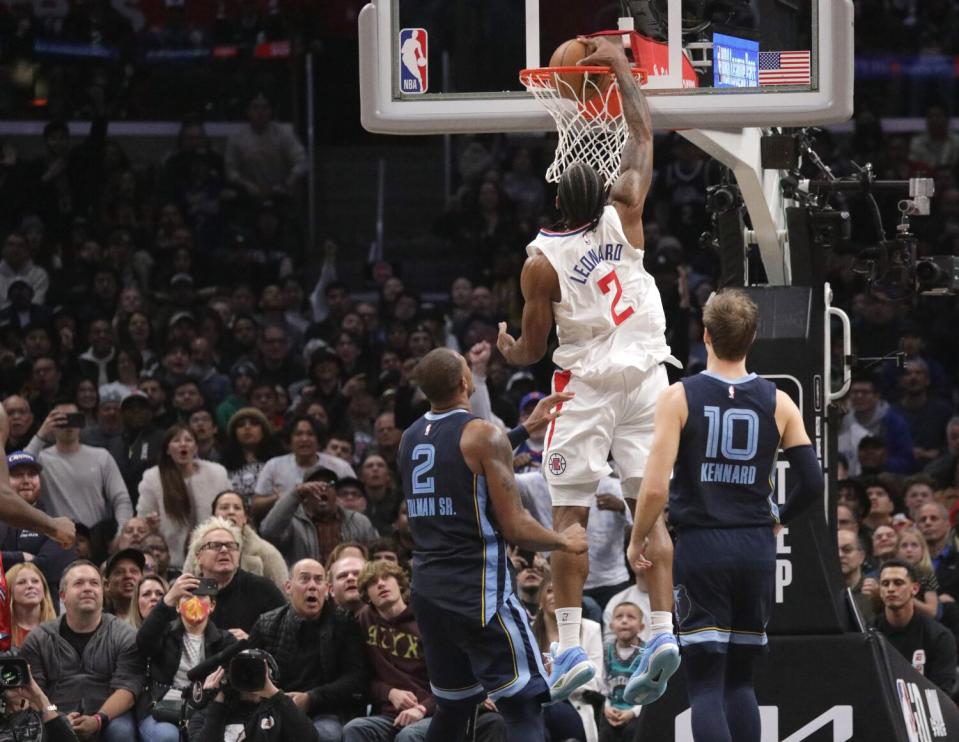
[497,35,679,700]
[625,290,824,741]
[399,348,588,742]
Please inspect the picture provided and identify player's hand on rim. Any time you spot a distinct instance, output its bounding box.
[576,35,629,70]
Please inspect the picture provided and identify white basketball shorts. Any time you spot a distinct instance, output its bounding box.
[543,364,669,507]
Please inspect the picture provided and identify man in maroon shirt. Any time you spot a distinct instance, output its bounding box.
[345,561,433,741]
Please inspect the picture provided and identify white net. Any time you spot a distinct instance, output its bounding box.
[521,68,640,189]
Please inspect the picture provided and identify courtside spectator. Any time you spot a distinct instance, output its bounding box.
[21,560,143,742]
[249,558,366,739]
[6,562,57,648]
[136,572,235,742]
[103,548,145,622]
[187,517,285,636]
[344,560,434,741]
[329,552,367,615]
[873,559,957,695]
[183,490,287,589]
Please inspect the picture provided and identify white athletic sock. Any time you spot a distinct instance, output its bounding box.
[555,607,582,654]
[649,611,673,637]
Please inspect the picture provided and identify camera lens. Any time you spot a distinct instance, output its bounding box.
[915,259,942,285]
[0,667,22,687]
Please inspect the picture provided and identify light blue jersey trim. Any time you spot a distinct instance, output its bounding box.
[678,629,732,646]
[475,476,504,626]
[702,371,758,385]
[424,409,470,421]
[730,632,768,646]
[489,596,532,700]
[678,628,768,647]
[431,682,485,701]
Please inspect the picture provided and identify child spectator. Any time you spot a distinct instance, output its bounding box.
[600,602,644,742]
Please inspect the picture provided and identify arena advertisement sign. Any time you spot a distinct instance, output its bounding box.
[637,633,959,741]
[745,286,847,635]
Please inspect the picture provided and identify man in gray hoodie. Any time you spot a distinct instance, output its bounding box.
[20,559,144,742]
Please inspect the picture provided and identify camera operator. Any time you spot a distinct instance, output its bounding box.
[0,663,74,742]
[0,662,79,742]
[190,652,320,742]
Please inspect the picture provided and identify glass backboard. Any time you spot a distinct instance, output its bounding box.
[358,0,853,133]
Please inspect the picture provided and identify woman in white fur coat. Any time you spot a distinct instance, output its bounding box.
[181,490,289,589]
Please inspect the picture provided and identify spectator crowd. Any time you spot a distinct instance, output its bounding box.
[0,2,952,741]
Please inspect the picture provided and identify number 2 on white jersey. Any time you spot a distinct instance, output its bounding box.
[599,269,634,326]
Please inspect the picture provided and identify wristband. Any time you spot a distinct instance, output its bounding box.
[96,712,109,730]
[506,424,530,450]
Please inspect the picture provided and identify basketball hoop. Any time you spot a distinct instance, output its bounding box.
[520,65,647,189]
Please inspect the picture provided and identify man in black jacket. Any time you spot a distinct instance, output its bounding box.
[249,558,367,741]
[190,519,285,637]
[873,559,957,695]
[102,391,163,504]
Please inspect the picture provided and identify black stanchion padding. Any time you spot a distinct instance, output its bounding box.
[635,632,959,741]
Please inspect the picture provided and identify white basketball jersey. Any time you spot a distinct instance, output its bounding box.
[527,205,676,377]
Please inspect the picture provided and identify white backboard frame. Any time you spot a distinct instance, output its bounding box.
[359,0,854,134]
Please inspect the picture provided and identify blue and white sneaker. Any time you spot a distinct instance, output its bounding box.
[623,632,681,705]
[547,642,596,702]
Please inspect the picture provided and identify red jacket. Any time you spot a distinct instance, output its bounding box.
[356,603,435,718]
[0,553,10,651]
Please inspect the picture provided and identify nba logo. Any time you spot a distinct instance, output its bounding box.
[399,28,428,94]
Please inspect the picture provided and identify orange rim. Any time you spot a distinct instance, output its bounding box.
[520,65,648,87]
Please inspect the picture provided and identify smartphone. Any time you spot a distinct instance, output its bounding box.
[516,549,537,569]
[196,577,219,594]
[64,413,86,428]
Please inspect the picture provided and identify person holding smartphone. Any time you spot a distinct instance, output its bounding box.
[25,401,131,563]
[135,572,236,742]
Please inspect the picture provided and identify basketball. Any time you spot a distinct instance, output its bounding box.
[548,38,610,102]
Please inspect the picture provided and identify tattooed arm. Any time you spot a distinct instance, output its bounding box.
[461,419,587,554]
[579,35,653,248]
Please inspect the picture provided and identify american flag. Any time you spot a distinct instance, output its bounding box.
[758,50,811,86]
